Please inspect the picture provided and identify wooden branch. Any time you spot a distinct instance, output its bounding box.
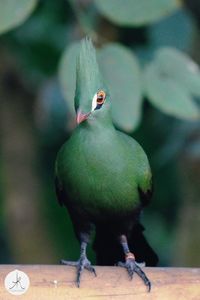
[0,265,199,299]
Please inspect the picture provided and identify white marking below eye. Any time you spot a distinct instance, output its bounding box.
[91,93,98,111]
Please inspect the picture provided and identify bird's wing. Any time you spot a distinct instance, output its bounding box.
[117,131,153,206]
[54,150,70,207]
[55,176,65,207]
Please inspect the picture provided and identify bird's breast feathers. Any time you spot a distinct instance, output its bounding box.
[56,128,149,217]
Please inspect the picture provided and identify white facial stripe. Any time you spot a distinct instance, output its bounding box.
[91,93,98,111]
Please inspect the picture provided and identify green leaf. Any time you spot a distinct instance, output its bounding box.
[59,42,80,119]
[144,61,200,120]
[59,42,142,131]
[0,0,37,35]
[98,43,142,131]
[94,0,179,26]
[156,48,200,98]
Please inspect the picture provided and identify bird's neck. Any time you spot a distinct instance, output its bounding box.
[80,113,114,134]
[76,117,118,157]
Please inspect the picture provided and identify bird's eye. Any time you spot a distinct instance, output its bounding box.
[92,90,106,111]
[97,91,106,105]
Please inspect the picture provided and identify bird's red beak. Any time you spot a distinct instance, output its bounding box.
[76,110,90,124]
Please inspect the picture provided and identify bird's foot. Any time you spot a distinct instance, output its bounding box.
[117,252,151,292]
[61,256,96,287]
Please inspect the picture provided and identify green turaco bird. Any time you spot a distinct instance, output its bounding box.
[55,37,156,291]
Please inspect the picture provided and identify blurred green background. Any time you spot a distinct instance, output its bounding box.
[0,0,199,267]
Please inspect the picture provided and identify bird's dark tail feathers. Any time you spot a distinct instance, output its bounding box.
[93,223,158,266]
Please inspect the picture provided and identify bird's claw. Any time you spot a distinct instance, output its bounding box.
[61,256,96,287]
[117,258,151,292]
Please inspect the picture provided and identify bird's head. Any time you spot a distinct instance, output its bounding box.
[74,37,111,125]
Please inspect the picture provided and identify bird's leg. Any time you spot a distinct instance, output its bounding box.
[61,239,96,287]
[117,235,151,292]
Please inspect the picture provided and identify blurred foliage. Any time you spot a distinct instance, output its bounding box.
[0,0,200,266]
[94,0,180,26]
[58,2,199,132]
[144,48,200,120]
[0,0,38,35]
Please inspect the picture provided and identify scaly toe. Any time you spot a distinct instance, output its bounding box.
[60,257,96,287]
[117,257,151,292]
[85,264,97,276]
[76,256,96,287]
[60,259,78,266]
[117,261,126,267]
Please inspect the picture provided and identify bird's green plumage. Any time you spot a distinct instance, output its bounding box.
[55,37,152,222]
[56,123,151,219]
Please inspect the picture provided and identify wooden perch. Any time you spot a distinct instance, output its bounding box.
[0,265,200,299]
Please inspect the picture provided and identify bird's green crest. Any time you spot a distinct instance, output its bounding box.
[75,37,105,114]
